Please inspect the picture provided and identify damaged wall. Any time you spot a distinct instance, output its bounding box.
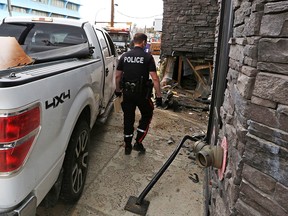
[161,0,218,59]
[210,0,288,215]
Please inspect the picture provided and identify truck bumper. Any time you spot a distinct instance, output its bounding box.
[2,195,37,216]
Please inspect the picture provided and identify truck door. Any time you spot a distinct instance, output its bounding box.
[95,29,117,108]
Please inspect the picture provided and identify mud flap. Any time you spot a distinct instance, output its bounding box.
[41,169,63,207]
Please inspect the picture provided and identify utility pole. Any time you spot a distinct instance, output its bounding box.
[7,0,12,16]
[110,0,114,27]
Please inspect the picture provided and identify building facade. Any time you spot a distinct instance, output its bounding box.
[207,0,288,215]
[0,0,81,20]
[161,0,288,215]
[161,0,218,59]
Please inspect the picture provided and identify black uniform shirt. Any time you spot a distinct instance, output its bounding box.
[117,47,156,82]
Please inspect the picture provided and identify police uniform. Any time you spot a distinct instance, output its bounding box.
[116,46,156,148]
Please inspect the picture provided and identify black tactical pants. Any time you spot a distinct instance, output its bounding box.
[121,92,154,145]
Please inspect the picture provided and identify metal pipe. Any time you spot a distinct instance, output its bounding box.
[192,141,223,169]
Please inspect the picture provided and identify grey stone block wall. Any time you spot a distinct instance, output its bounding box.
[212,0,288,215]
[161,0,218,59]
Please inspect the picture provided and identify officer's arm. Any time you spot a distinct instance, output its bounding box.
[115,70,123,92]
[150,71,162,98]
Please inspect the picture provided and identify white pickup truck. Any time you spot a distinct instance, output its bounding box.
[0,17,117,215]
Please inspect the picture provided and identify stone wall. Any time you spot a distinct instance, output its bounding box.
[161,0,218,59]
[211,0,288,215]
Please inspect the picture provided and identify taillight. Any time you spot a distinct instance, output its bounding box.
[0,104,40,174]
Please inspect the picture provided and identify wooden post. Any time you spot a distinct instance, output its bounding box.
[111,0,114,27]
[177,56,183,87]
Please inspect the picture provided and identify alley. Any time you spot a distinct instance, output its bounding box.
[37,99,209,216]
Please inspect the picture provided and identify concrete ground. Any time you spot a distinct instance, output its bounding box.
[37,91,208,216]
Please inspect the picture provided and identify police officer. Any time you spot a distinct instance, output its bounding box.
[115,33,162,155]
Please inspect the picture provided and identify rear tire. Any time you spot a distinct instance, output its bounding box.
[60,119,90,203]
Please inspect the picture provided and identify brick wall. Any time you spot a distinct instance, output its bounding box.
[211,0,288,215]
[161,0,218,59]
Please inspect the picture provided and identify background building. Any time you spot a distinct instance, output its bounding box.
[161,0,218,59]
[0,0,81,20]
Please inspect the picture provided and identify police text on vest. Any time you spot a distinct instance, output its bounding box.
[124,57,144,64]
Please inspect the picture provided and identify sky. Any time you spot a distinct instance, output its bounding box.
[79,0,163,28]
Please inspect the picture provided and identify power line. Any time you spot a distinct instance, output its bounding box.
[116,10,162,19]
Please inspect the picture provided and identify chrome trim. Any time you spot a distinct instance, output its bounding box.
[0,128,40,149]
[0,102,40,117]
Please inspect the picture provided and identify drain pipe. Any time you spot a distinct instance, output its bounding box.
[124,134,225,216]
[192,140,224,169]
[124,135,201,216]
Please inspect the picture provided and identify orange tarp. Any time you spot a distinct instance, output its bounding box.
[0,37,33,70]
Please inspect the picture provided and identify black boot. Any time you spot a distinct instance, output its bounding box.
[125,143,132,155]
[133,142,146,154]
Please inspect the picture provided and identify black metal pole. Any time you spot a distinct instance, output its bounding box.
[136,135,199,205]
[206,0,233,144]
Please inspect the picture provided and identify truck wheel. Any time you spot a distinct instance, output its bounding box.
[60,119,90,203]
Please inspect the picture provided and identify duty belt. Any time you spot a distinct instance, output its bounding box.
[122,77,153,98]
[124,81,139,93]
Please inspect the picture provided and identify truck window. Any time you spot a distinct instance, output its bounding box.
[95,29,110,58]
[109,33,128,43]
[0,23,88,54]
[104,32,116,57]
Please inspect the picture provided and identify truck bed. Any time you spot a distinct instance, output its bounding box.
[0,57,99,88]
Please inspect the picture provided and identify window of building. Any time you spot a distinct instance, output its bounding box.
[67,16,78,20]
[31,0,49,4]
[66,2,78,11]
[31,10,49,16]
[51,0,65,8]
[12,6,28,13]
[50,13,65,18]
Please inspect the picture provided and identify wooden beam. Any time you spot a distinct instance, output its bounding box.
[177,56,183,87]
[185,57,207,86]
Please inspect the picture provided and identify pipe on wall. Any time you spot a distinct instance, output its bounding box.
[192,140,223,169]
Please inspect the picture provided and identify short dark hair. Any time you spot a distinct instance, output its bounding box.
[133,33,147,44]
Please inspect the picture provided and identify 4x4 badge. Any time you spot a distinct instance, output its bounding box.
[45,90,70,109]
